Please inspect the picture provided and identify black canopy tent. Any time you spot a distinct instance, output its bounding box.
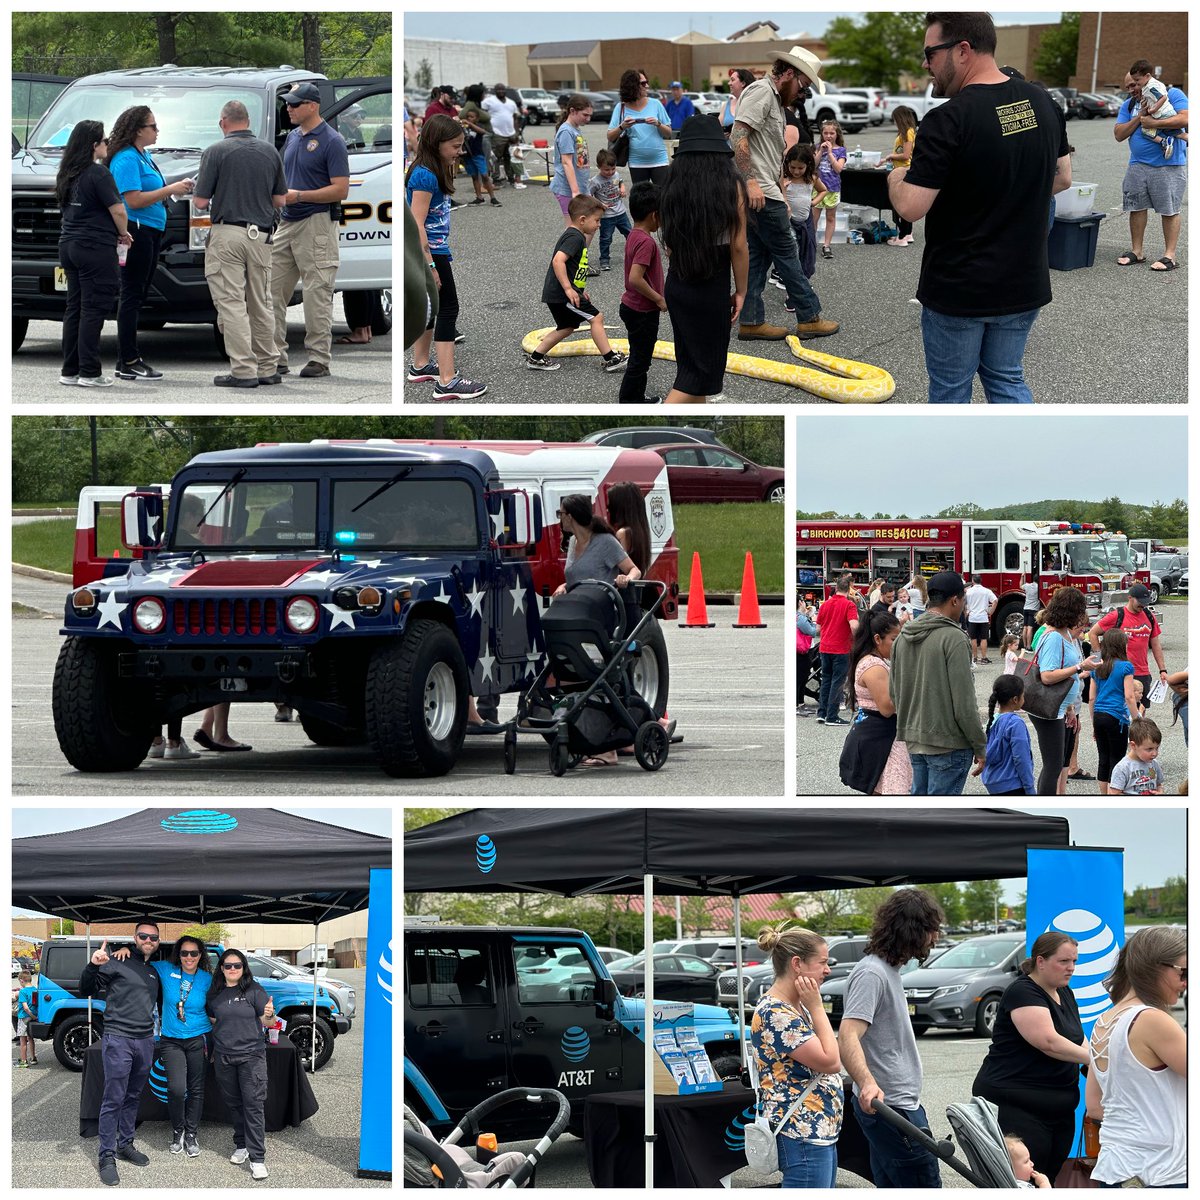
[405,807,1071,1183]
[14,808,392,1071]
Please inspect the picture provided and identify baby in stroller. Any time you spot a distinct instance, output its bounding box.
[1005,1135,1052,1189]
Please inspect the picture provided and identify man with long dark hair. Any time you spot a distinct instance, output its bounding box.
[840,889,945,1187]
[730,46,838,344]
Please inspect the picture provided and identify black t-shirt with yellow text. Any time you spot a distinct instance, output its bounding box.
[542,228,589,303]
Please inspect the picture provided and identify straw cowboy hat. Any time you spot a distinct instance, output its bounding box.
[772,45,826,94]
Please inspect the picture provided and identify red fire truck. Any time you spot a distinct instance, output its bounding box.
[796,519,1144,641]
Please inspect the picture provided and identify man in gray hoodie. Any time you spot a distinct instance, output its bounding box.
[889,570,986,794]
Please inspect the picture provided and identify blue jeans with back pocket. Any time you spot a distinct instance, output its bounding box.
[852,1099,942,1188]
[920,307,1039,403]
[777,1136,838,1188]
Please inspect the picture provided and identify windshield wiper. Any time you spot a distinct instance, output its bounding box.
[350,468,411,513]
[152,147,203,154]
[199,468,247,526]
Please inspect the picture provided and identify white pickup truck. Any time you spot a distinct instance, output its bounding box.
[882,84,948,121]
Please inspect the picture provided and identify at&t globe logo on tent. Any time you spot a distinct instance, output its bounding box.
[560,1026,590,1062]
[160,810,239,835]
[1048,908,1119,1021]
[475,834,497,873]
[378,938,393,1006]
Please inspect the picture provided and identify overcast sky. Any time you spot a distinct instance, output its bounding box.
[403,11,1064,45]
[798,414,1186,515]
[12,807,391,918]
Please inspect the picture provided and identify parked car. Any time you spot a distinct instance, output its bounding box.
[650,936,729,959]
[882,83,948,121]
[246,953,356,1020]
[583,425,728,450]
[404,87,431,116]
[1150,553,1185,596]
[682,91,724,116]
[11,959,21,978]
[809,83,870,133]
[513,944,595,1000]
[838,86,888,125]
[1047,87,1079,119]
[717,934,871,1012]
[709,940,767,969]
[1077,92,1117,118]
[556,90,614,122]
[1179,568,1188,596]
[897,932,1024,1036]
[608,953,722,1002]
[645,443,786,503]
[509,86,559,126]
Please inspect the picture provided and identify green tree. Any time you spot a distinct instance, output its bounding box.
[796,889,859,932]
[1033,13,1081,86]
[919,883,963,926]
[962,879,1004,925]
[823,12,928,92]
[416,58,433,89]
[182,922,230,946]
[1095,495,1131,534]
[937,501,985,518]
[852,886,898,921]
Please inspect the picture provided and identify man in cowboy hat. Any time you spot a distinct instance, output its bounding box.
[888,12,1070,403]
[731,46,839,344]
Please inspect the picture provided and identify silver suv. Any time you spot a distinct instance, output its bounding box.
[246,954,356,1020]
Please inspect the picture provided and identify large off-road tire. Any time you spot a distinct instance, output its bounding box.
[52,637,155,771]
[54,1013,101,1071]
[631,616,670,718]
[299,713,367,747]
[284,1013,335,1070]
[365,620,469,777]
[708,1053,746,1084]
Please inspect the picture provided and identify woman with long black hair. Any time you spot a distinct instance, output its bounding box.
[658,114,748,403]
[105,106,193,381]
[206,949,275,1180]
[56,120,128,387]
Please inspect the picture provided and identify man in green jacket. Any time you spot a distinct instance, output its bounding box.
[890,571,986,794]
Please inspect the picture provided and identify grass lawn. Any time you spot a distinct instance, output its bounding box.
[12,517,106,576]
[674,502,784,594]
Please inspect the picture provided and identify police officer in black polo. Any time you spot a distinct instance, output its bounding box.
[192,100,288,388]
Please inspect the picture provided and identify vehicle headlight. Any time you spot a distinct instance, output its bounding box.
[933,984,968,999]
[133,597,166,634]
[285,596,319,634]
[72,587,97,615]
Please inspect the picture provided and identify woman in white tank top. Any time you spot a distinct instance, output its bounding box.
[1086,927,1187,1187]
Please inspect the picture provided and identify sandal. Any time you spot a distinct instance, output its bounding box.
[1116,250,1145,266]
[1151,256,1179,271]
[335,335,371,345]
[1067,770,1095,781]
[575,755,617,769]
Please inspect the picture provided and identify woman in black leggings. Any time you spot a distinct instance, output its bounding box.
[1027,587,1094,795]
[1089,628,1139,793]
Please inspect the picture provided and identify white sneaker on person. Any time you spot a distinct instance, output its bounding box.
[59,375,80,386]
[147,740,166,759]
[514,181,528,189]
[250,1162,268,1180]
[230,1148,249,1165]
[164,742,200,760]
[77,375,115,387]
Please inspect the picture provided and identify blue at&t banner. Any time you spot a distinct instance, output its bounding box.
[357,867,392,1178]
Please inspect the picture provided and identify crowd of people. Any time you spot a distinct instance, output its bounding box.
[404,13,1185,403]
[751,895,1187,1188]
[799,570,1186,796]
[54,85,364,389]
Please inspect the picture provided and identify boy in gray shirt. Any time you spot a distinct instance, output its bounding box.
[840,888,945,1188]
[588,149,633,271]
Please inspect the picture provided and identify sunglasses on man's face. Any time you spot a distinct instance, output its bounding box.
[136,933,160,942]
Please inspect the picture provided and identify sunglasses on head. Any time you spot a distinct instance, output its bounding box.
[136,932,160,942]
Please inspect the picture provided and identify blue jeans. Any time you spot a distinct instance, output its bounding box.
[852,1100,942,1189]
[778,1136,838,1188]
[744,199,820,324]
[920,306,1039,403]
[817,652,849,721]
[99,1033,155,1157]
[598,212,633,263]
[910,748,974,795]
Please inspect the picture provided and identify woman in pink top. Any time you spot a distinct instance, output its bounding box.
[840,612,912,794]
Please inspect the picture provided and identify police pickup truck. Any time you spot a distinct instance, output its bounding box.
[405,925,748,1140]
[53,438,677,778]
[12,66,391,352]
[30,935,348,1070]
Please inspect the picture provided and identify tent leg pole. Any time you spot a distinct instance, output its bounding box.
[734,893,745,1071]
[311,922,319,1074]
[86,923,93,1042]
[643,873,654,1188]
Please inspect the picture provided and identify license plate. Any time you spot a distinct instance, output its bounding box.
[218,678,248,693]
[54,266,68,292]
[907,1003,917,1016]
[822,1000,833,1014]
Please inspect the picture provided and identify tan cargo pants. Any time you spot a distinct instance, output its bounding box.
[204,224,276,379]
[270,213,339,369]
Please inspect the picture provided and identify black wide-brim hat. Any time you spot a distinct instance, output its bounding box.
[674,113,733,156]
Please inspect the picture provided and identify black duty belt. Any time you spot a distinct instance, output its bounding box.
[213,219,273,243]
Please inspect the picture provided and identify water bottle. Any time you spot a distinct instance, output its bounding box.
[854,143,862,165]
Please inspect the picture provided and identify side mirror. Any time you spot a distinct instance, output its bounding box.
[594,977,617,1020]
[122,490,165,549]
[485,488,540,549]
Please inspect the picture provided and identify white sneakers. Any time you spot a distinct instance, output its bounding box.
[250,1162,268,1180]
[229,1148,267,1179]
[230,1149,249,1165]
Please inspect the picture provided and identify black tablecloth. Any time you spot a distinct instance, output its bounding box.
[839,167,893,219]
[79,1037,319,1137]
[584,1080,874,1187]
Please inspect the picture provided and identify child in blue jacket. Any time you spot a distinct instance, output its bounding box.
[977,674,1036,795]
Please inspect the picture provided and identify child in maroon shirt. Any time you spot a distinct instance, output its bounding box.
[618,181,665,403]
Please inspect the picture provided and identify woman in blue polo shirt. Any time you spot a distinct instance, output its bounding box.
[106,106,193,382]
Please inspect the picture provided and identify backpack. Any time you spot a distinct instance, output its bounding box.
[862,219,898,244]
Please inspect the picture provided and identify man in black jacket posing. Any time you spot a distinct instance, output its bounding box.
[79,920,163,1186]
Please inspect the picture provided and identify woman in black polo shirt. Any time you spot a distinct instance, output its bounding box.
[972,931,1089,1183]
[206,950,276,1181]
[55,120,131,387]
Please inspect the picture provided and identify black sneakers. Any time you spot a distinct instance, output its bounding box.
[170,1129,185,1154]
[115,359,164,382]
[213,375,258,388]
[98,1157,119,1186]
[116,1142,149,1166]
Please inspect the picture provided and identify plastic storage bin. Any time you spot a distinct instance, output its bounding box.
[1047,211,1107,271]
[1055,182,1099,220]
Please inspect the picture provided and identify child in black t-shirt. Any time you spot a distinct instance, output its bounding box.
[526,195,628,374]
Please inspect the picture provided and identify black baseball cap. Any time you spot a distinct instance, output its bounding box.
[927,571,966,601]
[1128,583,1151,601]
[284,82,322,106]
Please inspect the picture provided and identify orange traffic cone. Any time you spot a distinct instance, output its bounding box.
[734,551,766,628]
[679,551,715,628]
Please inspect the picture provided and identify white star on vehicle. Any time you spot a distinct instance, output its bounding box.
[301,567,342,586]
[525,646,546,674]
[96,592,128,630]
[476,651,496,685]
[322,603,356,631]
[148,514,161,541]
[509,582,528,616]
[491,510,506,541]
[465,580,486,618]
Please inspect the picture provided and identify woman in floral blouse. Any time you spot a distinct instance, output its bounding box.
[750,922,843,1187]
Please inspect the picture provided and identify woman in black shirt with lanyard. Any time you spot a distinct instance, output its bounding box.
[206,950,276,1181]
[55,121,131,387]
[972,931,1089,1183]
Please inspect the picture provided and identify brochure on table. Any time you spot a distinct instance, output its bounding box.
[650,1001,723,1095]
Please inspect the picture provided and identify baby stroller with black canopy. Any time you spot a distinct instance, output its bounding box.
[403,1087,571,1188]
[503,578,670,776]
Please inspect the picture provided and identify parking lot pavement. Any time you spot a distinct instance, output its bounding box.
[13,298,392,404]
[798,601,1188,796]
[10,969,387,1189]
[13,576,784,797]
[404,118,1185,405]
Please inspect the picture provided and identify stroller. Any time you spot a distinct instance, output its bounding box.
[870,1098,1020,1187]
[503,579,671,777]
[403,1087,571,1188]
